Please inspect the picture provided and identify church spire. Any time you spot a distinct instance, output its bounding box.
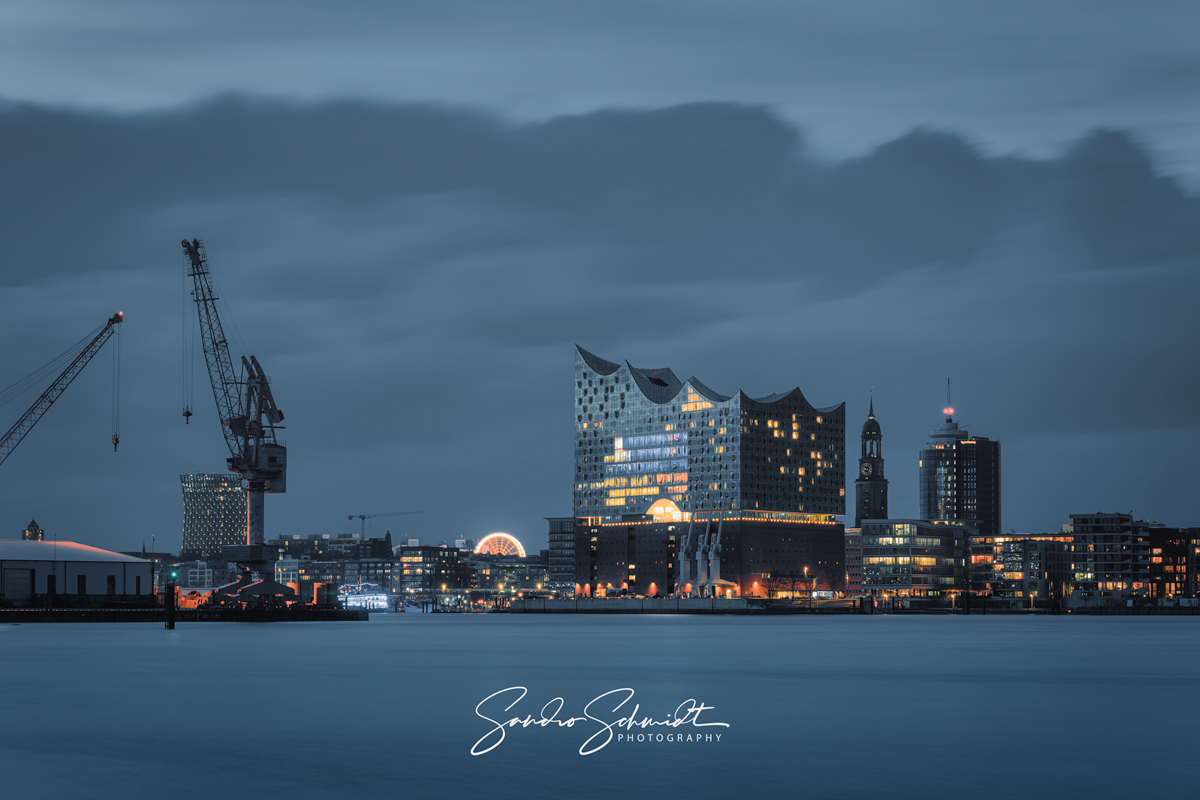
[855,390,888,527]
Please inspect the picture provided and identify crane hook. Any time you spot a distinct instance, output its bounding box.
[112,436,119,452]
[183,407,192,424]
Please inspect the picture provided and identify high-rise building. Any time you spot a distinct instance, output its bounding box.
[21,519,44,541]
[573,346,846,597]
[854,396,888,528]
[180,474,246,558]
[918,405,1000,538]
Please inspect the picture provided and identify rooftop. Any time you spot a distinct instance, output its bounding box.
[0,540,150,563]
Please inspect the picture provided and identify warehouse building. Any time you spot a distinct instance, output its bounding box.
[0,540,154,607]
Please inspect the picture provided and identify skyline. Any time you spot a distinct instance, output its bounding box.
[1,3,1197,554]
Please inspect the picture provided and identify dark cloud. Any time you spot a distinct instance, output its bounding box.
[0,97,1197,551]
[4,98,1198,288]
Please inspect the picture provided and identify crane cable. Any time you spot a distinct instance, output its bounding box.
[0,324,103,409]
[111,321,120,451]
[182,249,195,422]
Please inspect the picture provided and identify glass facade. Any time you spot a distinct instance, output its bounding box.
[546,517,576,591]
[574,346,845,521]
[918,415,1001,537]
[860,519,968,597]
[180,473,246,558]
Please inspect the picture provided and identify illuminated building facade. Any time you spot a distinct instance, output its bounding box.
[344,559,394,591]
[575,346,846,517]
[1148,528,1199,599]
[22,519,44,541]
[844,529,863,596]
[989,538,1074,607]
[397,545,467,599]
[573,346,846,597]
[860,519,969,598]
[967,532,1074,600]
[1065,513,1199,602]
[918,408,1001,538]
[1067,512,1150,600]
[546,517,576,592]
[180,473,246,559]
[467,553,549,594]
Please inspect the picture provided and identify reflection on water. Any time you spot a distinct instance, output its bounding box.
[1,615,1197,799]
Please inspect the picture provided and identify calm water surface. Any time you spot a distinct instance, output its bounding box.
[1,614,1196,799]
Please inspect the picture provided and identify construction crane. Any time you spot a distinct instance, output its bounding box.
[0,312,122,469]
[348,509,425,537]
[182,238,285,552]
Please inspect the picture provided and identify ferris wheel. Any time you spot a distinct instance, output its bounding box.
[474,532,526,557]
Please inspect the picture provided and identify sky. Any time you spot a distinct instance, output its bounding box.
[0,0,1197,554]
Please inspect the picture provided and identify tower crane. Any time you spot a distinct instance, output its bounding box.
[348,509,425,537]
[0,312,122,469]
[182,239,285,554]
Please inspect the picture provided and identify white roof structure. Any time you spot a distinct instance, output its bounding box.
[0,540,149,563]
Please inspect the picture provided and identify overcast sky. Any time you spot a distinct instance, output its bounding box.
[1,1,1197,554]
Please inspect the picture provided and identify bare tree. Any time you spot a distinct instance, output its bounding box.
[761,572,788,599]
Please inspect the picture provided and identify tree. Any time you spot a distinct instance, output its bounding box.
[761,572,788,599]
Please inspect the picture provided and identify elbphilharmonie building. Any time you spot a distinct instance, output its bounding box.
[572,346,846,598]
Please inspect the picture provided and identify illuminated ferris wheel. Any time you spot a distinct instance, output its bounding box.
[474,532,526,557]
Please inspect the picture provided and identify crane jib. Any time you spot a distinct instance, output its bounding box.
[0,312,123,469]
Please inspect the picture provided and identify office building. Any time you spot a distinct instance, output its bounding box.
[268,532,391,561]
[276,557,303,586]
[397,545,468,600]
[573,346,846,597]
[1067,512,1151,600]
[21,519,44,541]
[344,558,394,591]
[180,474,246,558]
[296,560,343,590]
[469,552,550,594]
[860,519,969,599]
[992,537,1074,607]
[172,560,237,590]
[546,517,575,592]
[844,529,863,596]
[918,406,1001,537]
[1148,527,1198,598]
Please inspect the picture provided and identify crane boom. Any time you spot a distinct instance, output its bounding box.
[182,238,241,457]
[348,509,425,537]
[0,312,123,469]
[183,238,286,552]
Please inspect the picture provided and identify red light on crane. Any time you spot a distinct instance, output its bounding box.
[943,407,954,417]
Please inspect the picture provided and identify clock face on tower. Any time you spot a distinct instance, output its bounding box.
[860,463,872,476]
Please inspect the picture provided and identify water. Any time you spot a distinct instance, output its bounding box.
[1,615,1196,799]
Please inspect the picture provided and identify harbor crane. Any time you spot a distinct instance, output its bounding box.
[182,238,285,552]
[0,312,122,469]
[348,509,425,537]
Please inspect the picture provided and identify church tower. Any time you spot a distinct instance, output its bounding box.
[855,396,888,527]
